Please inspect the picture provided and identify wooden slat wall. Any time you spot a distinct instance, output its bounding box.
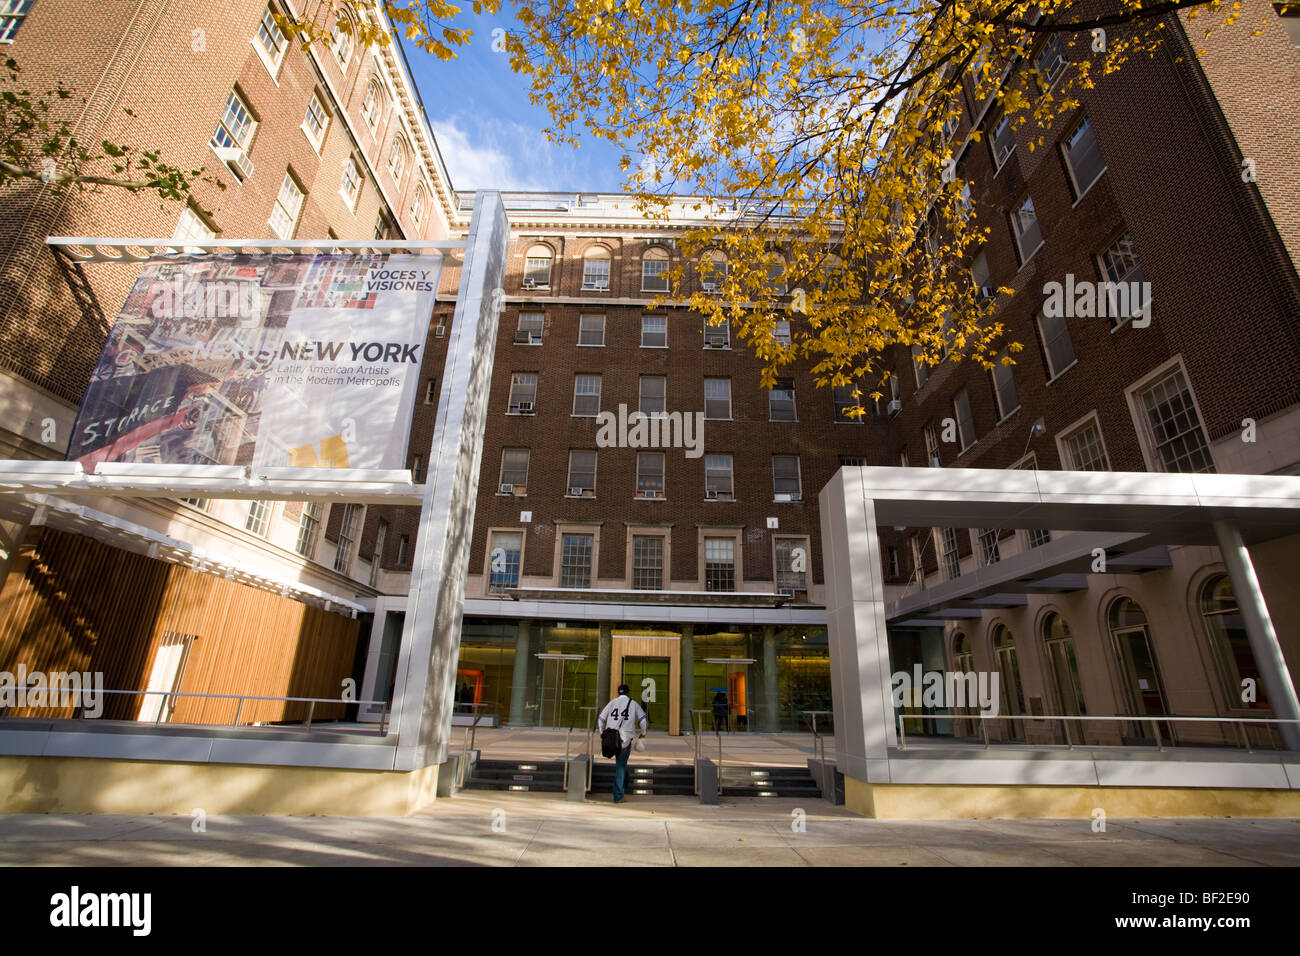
[0,527,360,724]
[610,636,680,735]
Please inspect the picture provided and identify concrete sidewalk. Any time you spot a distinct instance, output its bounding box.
[1,792,1297,866]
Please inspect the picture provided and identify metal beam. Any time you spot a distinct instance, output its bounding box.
[46,236,466,263]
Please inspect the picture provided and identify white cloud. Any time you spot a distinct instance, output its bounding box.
[431,116,598,192]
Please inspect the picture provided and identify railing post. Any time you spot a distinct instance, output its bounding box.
[232,697,243,727]
[1152,718,1163,752]
[305,699,316,730]
[980,717,989,749]
[898,715,907,751]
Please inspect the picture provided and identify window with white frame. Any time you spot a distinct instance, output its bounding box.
[489,531,522,592]
[952,388,976,451]
[938,527,961,580]
[1100,231,1149,326]
[704,378,731,419]
[296,501,322,557]
[1060,416,1110,471]
[423,378,437,404]
[397,535,409,566]
[572,374,601,416]
[703,318,730,348]
[361,80,384,131]
[268,171,304,239]
[245,499,271,537]
[578,315,605,346]
[639,375,666,415]
[636,452,665,497]
[499,448,529,489]
[387,136,408,185]
[0,0,33,42]
[1133,365,1216,473]
[631,536,664,590]
[410,185,426,225]
[773,320,792,346]
[523,245,552,288]
[641,247,670,292]
[925,423,940,466]
[172,207,215,253]
[772,455,801,497]
[765,256,786,294]
[991,351,1019,419]
[990,112,1016,169]
[705,454,733,498]
[971,249,991,295]
[912,345,929,389]
[833,383,861,422]
[909,534,926,588]
[559,533,594,588]
[1063,115,1106,197]
[212,89,256,155]
[1037,308,1076,380]
[410,453,423,483]
[704,537,736,591]
[508,373,537,413]
[977,528,1000,566]
[333,503,360,573]
[641,315,667,347]
[303,92,329,147]
[340,156,361,207]
[567,450,596,493]
[582,247,611,290]
[255,5,288,73]
[516,312,544,344]
[700,252,728,292]
[1012,195,1043,262]
[775,537,808,594]
[1034,34,1068,89]
[769,379,796,421]
[371,520,386,585]
[330,16,354,69]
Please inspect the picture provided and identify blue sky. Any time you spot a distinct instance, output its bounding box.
[397,7,629,194]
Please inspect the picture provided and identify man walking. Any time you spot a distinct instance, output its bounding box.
[597,683,648,804]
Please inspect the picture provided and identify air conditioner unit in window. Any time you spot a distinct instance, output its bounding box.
[641,490,663,499]
[774,493,793,502]
[513,330,533,344]
[569,486,585,497]
[789,492,803,502]
[214,146,254,180]
[706,335,727,347]
[434,325,446,337]
[516,401,534,414]
[705,488,719,499]
[778,587,795,598]
[887,399,903,415]
[979,286,996,300]
[499,483,514,494]
[583,281,609,291]
[521,277,538,290]
[701,281,719,294]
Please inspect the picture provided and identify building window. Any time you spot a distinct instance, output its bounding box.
[516,312,544,344]
[572,374,601,417]
[1133,366,1216,473]
[582,248,611,290]
[256,5,288,72]
[703,318,730,348]
[361,80,384,131]
[641,315,667,348]
[990,112,1016,169]
[771,320,792,347]
[768,379,796,421]
[330,16,354,69]
[567,450,596,494]
[245,499,271,537]
[578,315,605,346]
[704,537,735,591]
[938,527,960,580]
[765,256,786,294]
[1201,575,1267,709]
[639,376,666,415]
[1099,231,1149,327]
[387,135,408,185]
[296,501,322,557]
[499,448,529,490]
[1063,115,1106,198]
[840,455,865,467]
[523,245,552,289]
[269,171,304,239]
[1034,34,1068,89]
[971,249,992,296]
[772,455,801,498]
[1037,308,1076,380]
[489,532,523,593]
[775,538,808,595]
[700,252,728,292]
[172,207,216,253]
[1043,612,1088,718]
[991,352,1019,419]
[0,0,33,42]
[559,534,593,588]
[423,378,437,404]
[632,536,664,590]
[334,503,360,573]
[508,373,537,413]
[396,535,410,566]
[212,89,256,154]
[1012,195,1043,262]
[952,388,976,451]
[833,384,861,422]
[411,185,426,225]
[340,156,361,207]
[705,454,733,498]
[410,454,423,483]
[303,92,329,146]
[978,528,1000,565]
[1014,457,1052,548]
[912,346,929,389]
[1061,417,1110,471]
[910,535,926,589]
[371,520,387,585]
[642,247,670,292]
[704,378,731,419]
[924,423,940,466]
[886,546,901,579]
[636,452,665,497]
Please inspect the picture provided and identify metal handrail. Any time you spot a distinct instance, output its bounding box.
[801,710,833,796]
[893,711,1300,753]
[1,686,394,734]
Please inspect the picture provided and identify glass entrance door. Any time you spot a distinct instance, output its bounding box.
[535,654,593,728]
[1113,626,1171,741]
[620,656,671,732]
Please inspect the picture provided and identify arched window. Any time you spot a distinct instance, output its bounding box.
[523,244,553,289]
[387,135,408,185]
[1108,597,1170,735]
[993,625,1026,734]
[700,251,728,292]
[953,633,973,673]
[330,14,354,70]
[582,246,611,291]
[361,79,385,131]
[641,246,670,293]
[410,184,426,226]
[1201,574,1267,709]
[1042,612,1087,726]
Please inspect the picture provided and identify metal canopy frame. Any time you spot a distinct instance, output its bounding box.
[46,236,466,263]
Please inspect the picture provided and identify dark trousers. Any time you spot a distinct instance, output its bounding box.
[613,741,632,802]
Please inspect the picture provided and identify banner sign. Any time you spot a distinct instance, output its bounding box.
[68,253,441,471]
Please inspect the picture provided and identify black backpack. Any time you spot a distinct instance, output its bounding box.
[601,697,632,757]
